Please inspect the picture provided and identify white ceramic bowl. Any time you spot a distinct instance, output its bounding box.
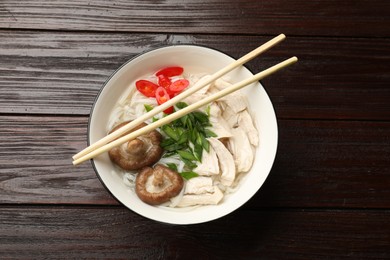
[89,45,278,225]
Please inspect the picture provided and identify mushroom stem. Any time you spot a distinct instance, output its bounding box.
[127,139,146,155]
[152,167,164,186]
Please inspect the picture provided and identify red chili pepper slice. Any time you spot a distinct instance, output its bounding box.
[156,66,184,77]
[135,80,159,97]
[155,87,174,114]
[158,74,176,97]
[169,79,189,93]
[157,74,172,89]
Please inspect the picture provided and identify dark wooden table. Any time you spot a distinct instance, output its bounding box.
[1,1,389,258]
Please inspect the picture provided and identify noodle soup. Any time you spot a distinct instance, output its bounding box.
[88,45,277,224]
[107,68,259,209]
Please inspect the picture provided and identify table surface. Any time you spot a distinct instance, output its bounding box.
[1,1,389,258]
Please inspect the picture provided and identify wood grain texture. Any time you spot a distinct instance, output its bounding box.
[255,120,390,208]
[1,0,389,257]
[0,207,389,259]
[1,116,389,208]
[0,0,389,37]
[1,31,389,120]
[0,115,116,204]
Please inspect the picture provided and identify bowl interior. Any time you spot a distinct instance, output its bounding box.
[89,45,278,224]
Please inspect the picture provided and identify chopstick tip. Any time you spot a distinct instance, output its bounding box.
[72,159,79,166]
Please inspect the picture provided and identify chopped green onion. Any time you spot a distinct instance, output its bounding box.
[178,150,198,161]
[194,144,203,162]
[190,128,197,144]
[160,138,176,148]
[144,104,154,112]
[193,111,209,125]
[179,114,188,126]
[204,129,218,138]
[166,163,178,172]
[175,102,188,109]
[196,132,203,146]
[162,125,179,141]
[205,105,211,117]
[162,151,177,158]
[177,132,189,144]
[159,100,218,174]
[181,158,197,169]
[200,134,210,152]
[180,171,199,180]
[163,143,187,152]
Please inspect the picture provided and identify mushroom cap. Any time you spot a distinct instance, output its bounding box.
[108,121,163,171]
[135,164,184,205]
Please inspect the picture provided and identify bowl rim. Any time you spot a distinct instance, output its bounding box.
[88,44,278,224]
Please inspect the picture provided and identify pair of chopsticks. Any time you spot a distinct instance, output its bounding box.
[73,34,297,166]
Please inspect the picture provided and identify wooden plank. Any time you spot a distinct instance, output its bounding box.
[0,0,389,37]
[0,207,389,258]
[0,115,116,205]
[1,31,389,120]
[1,116,389,208]
[252,119,390,209]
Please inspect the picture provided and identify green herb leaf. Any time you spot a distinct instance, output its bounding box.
[194,143,203,162]
[204,129,218,138]
[200,134,210,152]
[186,114,193,129]
[177,132,189,144]
[205,105,211,117]
[144,104,154,112]
[179,114,188,126]
[190,128,197,144]
[181,158,197,169]
[196,132,203,146]
[178,150,198,161]
[175,102,188,109]
[162,125,179,141]
[193,111,209,124]
[176,127,185,136]
[160,138,176,148]
[163,143,187,152]
[158,100,216,170]
[166,163,178,172]
[202,122,212,127]
[180,171,199,180]
[162,151,177,158]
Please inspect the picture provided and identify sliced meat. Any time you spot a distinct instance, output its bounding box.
[228,127,254,173]
[238,110,259,146]
[177,186,224,207]
[208,137,236,186]
[194,144,220,176]
[184,176,215,195]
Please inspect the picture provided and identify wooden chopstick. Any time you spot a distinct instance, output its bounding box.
[72,34,286,161]
[72,56,298,165]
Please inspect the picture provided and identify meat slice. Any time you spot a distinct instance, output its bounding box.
[238,110,259,146]
[228,127,254,173]
[213,78,248,113]
[208,103,233,139]
[194,145,220,176]
[208,137,236,186]
[177,186,224,207]
[184,177,214,195]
